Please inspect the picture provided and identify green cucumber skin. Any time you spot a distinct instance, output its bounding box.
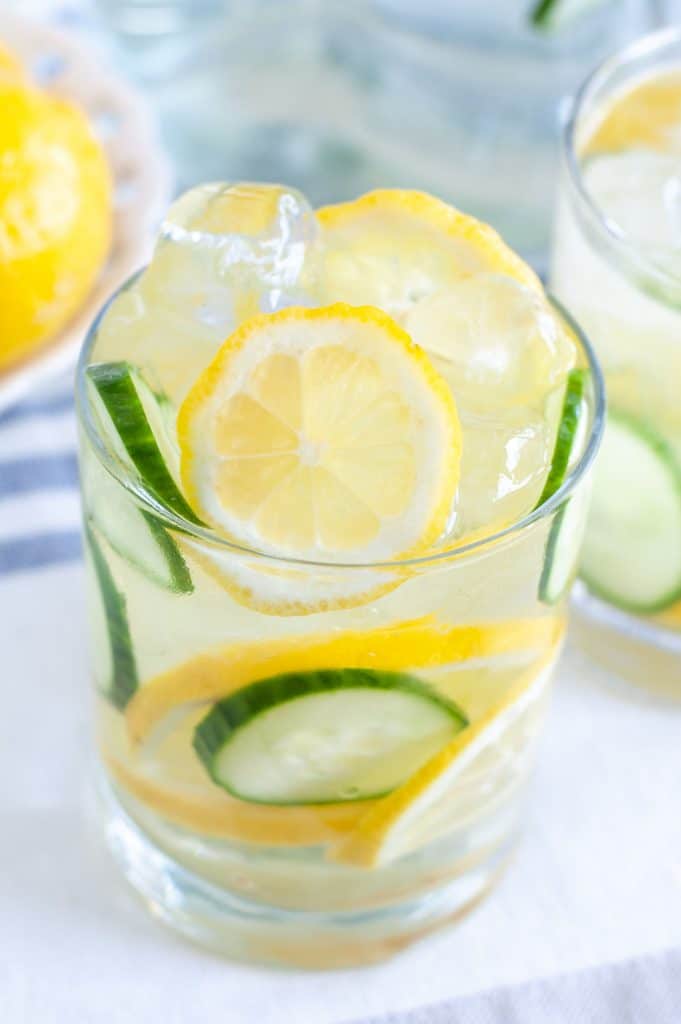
[87,362,201,525]
[87,361,195,593]
[90,479,194,593]
[529,0,555,26]
[529,0,603,29]
[538,498,579,605]
[193,669,468,806]
[536,369,588,510]
[581,410,681,615]
[85,525,138,710]
[536,369,589,604]
[139,512,194,594]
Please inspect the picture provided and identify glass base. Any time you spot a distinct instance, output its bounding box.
[94,774,514,969]
[572,583,681,701]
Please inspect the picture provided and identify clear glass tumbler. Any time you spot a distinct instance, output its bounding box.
[551,27,681,699]
[76,284,603,967]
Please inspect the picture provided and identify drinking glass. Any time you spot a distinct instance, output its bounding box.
[551,27,681,698]
[76,283,603,966]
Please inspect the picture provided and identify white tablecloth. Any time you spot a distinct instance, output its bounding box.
[2,556,680,1023]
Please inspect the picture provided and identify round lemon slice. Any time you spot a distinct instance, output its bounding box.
[317,189,540,316]
[583,72,681,155]
[181,537,401,616]
[178,303,461,563]
[328,642,561,868]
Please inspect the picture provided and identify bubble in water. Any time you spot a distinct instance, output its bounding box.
[338,784,361,800]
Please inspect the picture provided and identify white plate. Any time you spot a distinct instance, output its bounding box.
[0,13,172,412]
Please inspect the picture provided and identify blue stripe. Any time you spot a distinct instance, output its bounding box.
[0,453,79,497]
[0,390,74,426]
[0,529,81,575]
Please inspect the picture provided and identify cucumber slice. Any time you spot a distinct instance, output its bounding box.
[536,369,589,510]
[536,370,590,604]
[530,0,608,30]
[580,412,681,613]
[87,362,200,524]
[193,669,468,805]
[87,362,195,593]
[84,441,192,592]
[85,526,138,710]
[539,493,587,604]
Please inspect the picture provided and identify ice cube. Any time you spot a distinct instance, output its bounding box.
[403,273,575,412]
[403,273,573,540]
[583,150,681,282]
[450,405,554,539]
[95,183,320,407]
[143,181,319,329]
[584,150,681,248]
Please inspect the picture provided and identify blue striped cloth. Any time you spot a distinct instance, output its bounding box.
[0,375,82,577]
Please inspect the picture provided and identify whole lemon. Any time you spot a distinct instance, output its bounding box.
[0,81,112,371]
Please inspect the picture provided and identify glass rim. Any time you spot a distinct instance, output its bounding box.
[563,24,681,297]
[76,276,605,572]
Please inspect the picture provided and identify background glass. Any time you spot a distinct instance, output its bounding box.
[551,27,681,698]
[92,0,658,264]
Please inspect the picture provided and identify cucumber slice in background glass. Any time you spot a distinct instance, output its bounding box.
[580,411,681,613]
[194,669,468,805]
[86,362,195,593]
[530,0,610,31]
[85,526,138,710]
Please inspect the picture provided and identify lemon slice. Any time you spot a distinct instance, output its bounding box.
[328,642,561,868]
[657,599,681,629]
[181,536,400,616]
[178,303,461,563]
[584,72,681,155]
[317,189,540,316]
[125,615,560,747]
[107,756,373,846]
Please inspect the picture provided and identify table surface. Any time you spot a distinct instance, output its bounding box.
[2,558,680,1023]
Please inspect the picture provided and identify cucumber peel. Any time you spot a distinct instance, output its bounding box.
[536,369,589,605]
[539,495,587,605]
[87,362,195,593]
[193,668,468,806]
[536,368,588,510]
[85,525,138,710]
[87,362,201,525]
[530,0,609,30]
